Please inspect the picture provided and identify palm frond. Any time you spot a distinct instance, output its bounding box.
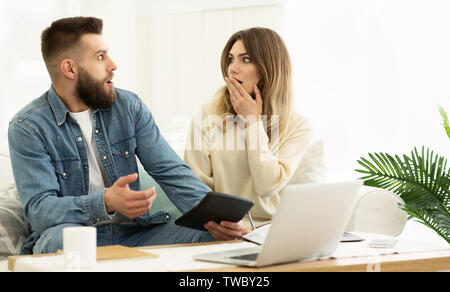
[356,147,449,210]
[400,204,450,244]
[438,105,450,140]
[356,146,450,243]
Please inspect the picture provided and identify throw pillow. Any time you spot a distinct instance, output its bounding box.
[0,182,30,260]
[138,164,183,219]
[0,154,13,185]
[288,140,326,184]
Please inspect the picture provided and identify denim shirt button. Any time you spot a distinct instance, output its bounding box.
[62,172,67,178]
[125,151,129,156]
[103,155,108,160]
[77,137,83,142]
[95,129,99,134]
[165,215,170,220]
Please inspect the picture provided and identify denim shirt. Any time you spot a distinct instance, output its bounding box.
[8,86,209,252]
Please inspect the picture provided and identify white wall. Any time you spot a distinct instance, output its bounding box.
[136,0,285,132]
[80,0,139,92]
[0,0,284,149]
[0,0,139,151]
[0,0,449,182]
[0,0,62,146]
[285,0,450,180]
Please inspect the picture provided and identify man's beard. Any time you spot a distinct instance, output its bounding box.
[75,67,116,110]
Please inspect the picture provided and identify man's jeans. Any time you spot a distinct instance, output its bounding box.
[33,220,215,254]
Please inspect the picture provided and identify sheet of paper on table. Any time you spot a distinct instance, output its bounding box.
[242,223,271,245]
[242,224,363,245]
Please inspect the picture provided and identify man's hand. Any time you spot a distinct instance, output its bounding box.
[104,173,157,219]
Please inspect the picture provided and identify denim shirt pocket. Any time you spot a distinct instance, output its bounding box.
[51,159,83,196]
[134,211,172,228]
[110,136,139,188]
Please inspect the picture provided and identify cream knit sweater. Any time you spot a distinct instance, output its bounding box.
[184,97,312,228]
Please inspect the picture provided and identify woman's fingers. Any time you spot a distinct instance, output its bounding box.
[220,221,250,234]
[226,77,241,102]
[226,77,262,123]
[229,77,250,99]
[204,223,232,241]
[209,228,233,241]
[204,221,243,240]
[254,84,263,107]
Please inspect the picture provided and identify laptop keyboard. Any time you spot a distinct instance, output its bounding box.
[231,253,259,261]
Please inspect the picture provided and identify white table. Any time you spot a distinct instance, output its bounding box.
[8,231,449,272]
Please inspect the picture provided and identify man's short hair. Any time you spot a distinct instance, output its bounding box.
[41,17,103,75]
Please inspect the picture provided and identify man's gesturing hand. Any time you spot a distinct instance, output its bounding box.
[104,173,157,219]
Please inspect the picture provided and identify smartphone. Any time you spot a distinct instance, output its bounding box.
[369,239,398,248]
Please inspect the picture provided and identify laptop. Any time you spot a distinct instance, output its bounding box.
[193,180,362,267]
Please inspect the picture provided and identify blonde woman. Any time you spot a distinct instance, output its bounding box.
[185,27,312,240]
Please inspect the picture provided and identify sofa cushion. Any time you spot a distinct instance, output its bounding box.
[138,164,182,219]
[0,182,30,260]
[0,154,29,259]
[0,154,13,184]
[289,140,326,184]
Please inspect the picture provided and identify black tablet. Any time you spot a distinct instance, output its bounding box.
[174,192,255,231]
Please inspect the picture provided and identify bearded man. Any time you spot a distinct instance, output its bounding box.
[7,17,222,255]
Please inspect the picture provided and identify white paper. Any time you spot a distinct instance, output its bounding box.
[243,225,364,245]
[242,224,272,245]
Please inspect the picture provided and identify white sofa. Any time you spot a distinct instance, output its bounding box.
[0,139,409,263]
[288,140,407,236]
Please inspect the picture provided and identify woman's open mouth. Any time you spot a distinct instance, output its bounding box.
[233,77,243,84]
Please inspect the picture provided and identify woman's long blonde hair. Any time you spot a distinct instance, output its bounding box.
[216,27,294,143]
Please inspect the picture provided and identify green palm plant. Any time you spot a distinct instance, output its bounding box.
[439,105,450,140]
[356,106,450,244]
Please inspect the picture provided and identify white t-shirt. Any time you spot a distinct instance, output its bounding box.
[69,109,108,193]
[70,109,132,225]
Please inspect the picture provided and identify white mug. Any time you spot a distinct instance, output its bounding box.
[63,226,97,270]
